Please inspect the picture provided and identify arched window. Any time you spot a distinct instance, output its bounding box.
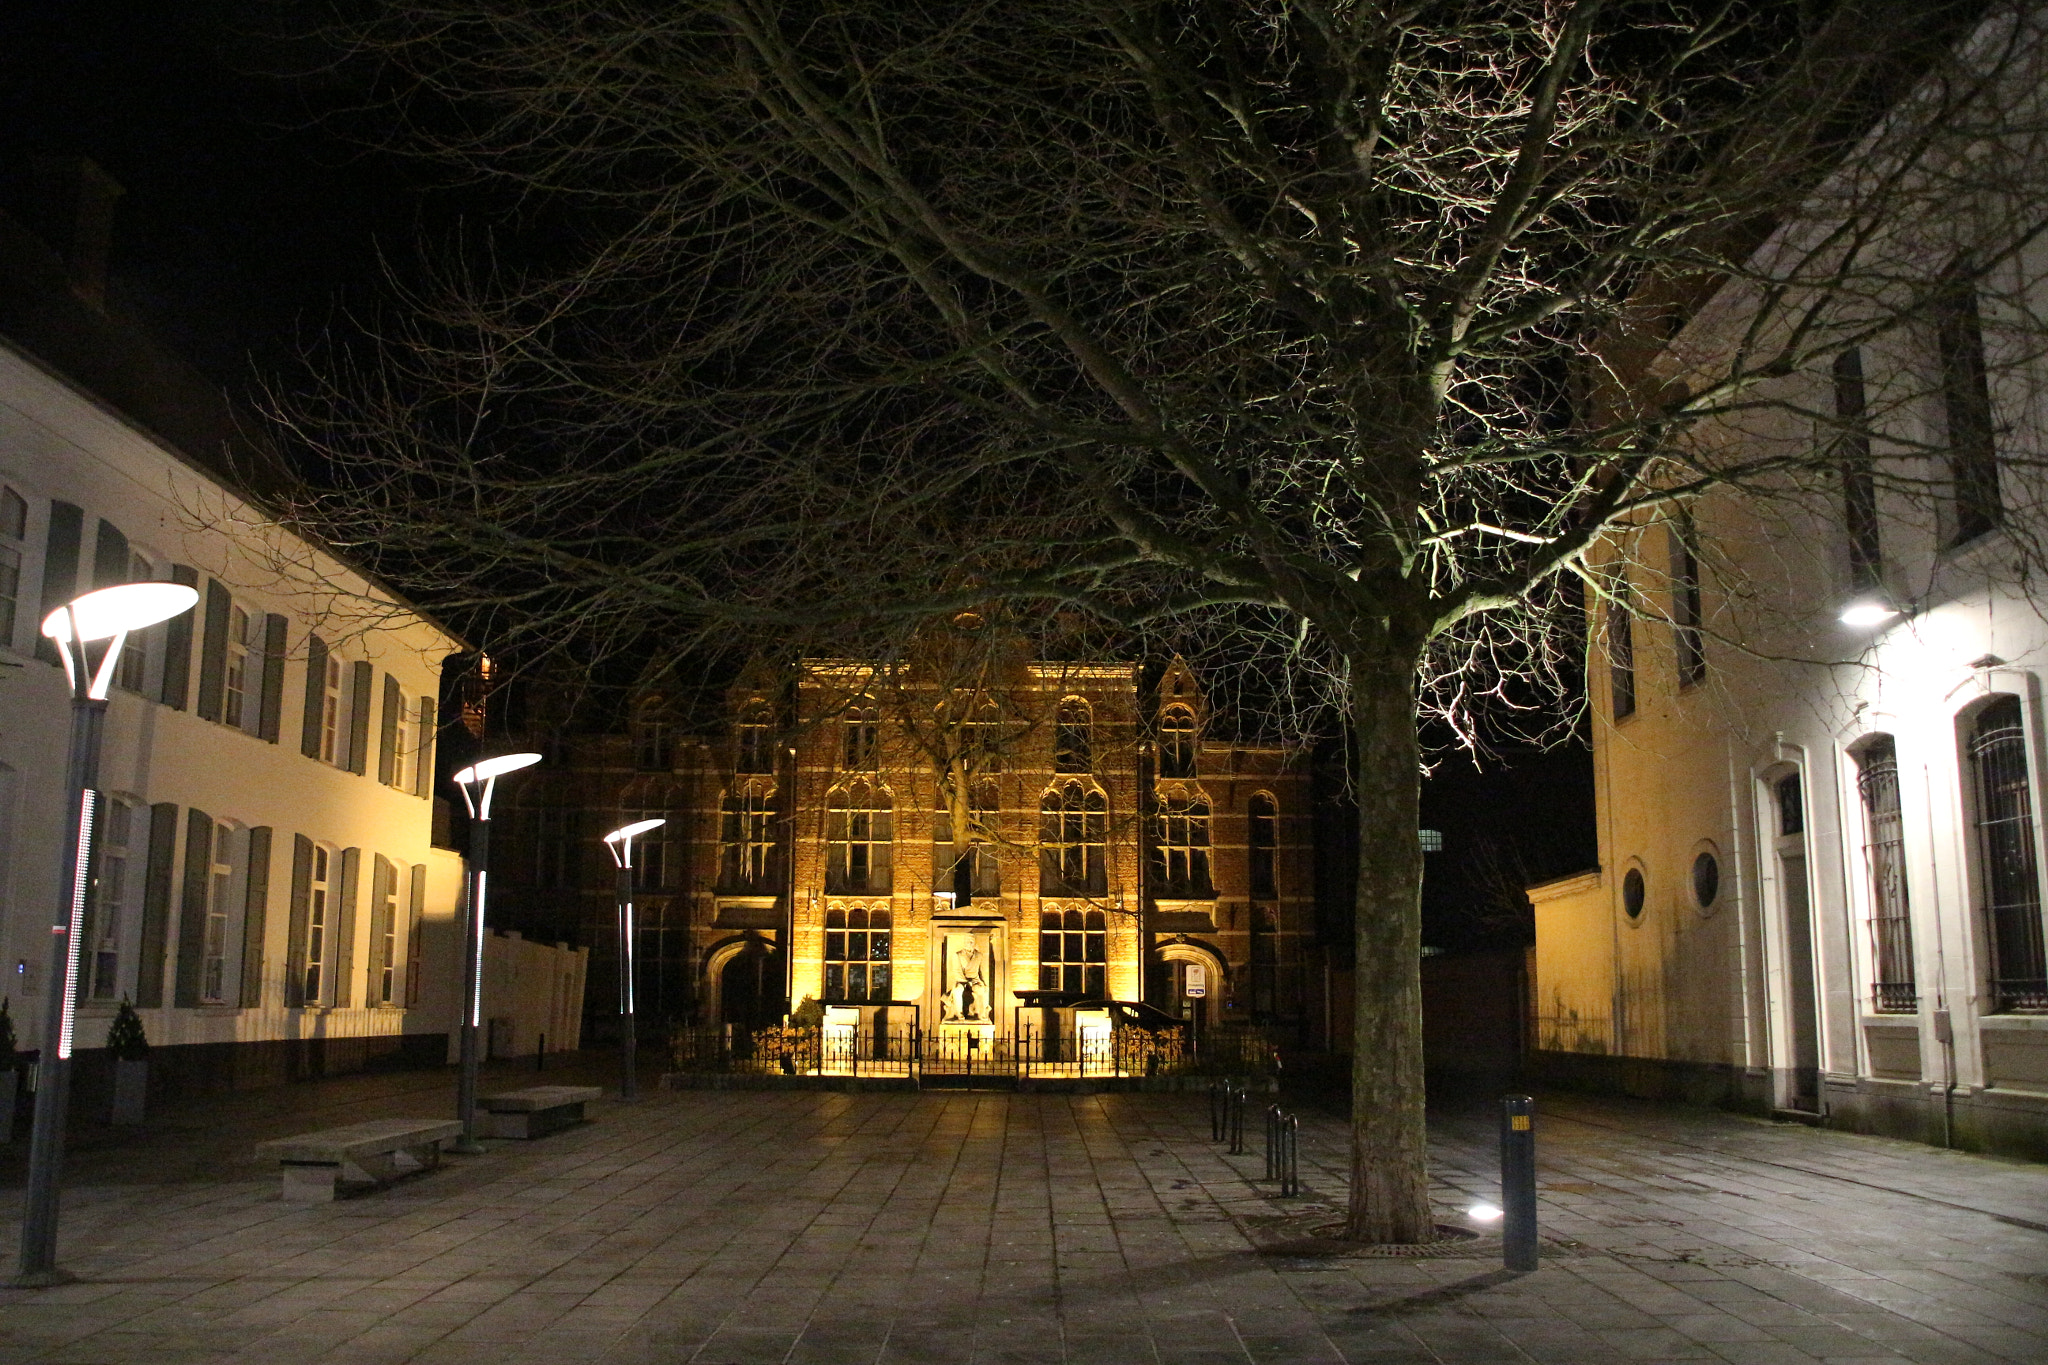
[633,715,673,772]
[844,701,879,770]
[1159,706,1197,778]
[720,781,777,891]
[617,778,674,890]
[934,779,999,898]
[1248,793,1278,899]
[1040,780,1107,895]
[825,905,892,1002]
[1055,698,1092,773]
[827,781,893,894]
[736,702,774,774]
[1039,909,1106,997]
[1151,788,1211,897]
[1967,697,2045,1010]
[1854,738,1915,1012]
[958,700,1006,772]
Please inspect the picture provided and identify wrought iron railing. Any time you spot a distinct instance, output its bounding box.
[669,1020,1276,1079]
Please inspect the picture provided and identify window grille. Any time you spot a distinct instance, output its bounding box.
[1056,699,1092,772]
[1039,780,1107,895]
[1150,789,1212,897]
[825,906,891,1002]
[1855,740,1916,1012]
[826,781,893,894]
[721,782,776,891]
[1038,908,1105,996]
[1159,706,1197,778]
[1249,794,1278,898]
[1969,697,2047,1010]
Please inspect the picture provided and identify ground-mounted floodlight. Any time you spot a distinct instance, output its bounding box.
[450,751,542,1151]
[1839,594,1902,628]
[603,818,666,1101]
[16,582,197,1288]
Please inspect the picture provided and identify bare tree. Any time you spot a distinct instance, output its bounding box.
[273,0,2048,1242]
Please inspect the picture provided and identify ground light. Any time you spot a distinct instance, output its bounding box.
[15,582,198,1288]
[450,752,542,1151]
[602,818,666,1101]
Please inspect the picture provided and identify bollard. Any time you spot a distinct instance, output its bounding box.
[1501,1094,1538,1272]
[1210,1080,1226,1141]
[536,1034,546,1073]
[1265,1104,1282,1179]
[1280,1113,1300,1197]
[1227,1081,1247,1155]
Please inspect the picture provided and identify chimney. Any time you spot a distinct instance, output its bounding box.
[27,156,125,311]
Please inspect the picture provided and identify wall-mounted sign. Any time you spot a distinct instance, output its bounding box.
[1183,963,1207,998]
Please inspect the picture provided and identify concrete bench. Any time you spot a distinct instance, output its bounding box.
[256,1118,464,1202]
[479,1085,603,1139]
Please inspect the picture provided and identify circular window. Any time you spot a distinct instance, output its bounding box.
[1692,851,1720,909]
[1622,867,1646,920]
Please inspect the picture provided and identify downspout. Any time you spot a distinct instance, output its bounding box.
[1922,760,1956,1149]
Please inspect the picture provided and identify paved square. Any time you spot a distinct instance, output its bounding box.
[1,1061,2044,1363]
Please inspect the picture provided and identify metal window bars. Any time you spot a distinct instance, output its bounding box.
[1856,743,1918,1012]
[1970,701,2048,1011]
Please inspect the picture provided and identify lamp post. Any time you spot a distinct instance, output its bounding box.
[15,582,197,1288]
[602,818,664,1101]
[450,752,541,1152]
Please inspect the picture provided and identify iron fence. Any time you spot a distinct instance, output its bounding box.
[670,1019,1274,1081]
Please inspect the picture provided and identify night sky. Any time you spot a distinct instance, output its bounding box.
[0,0,1598,948]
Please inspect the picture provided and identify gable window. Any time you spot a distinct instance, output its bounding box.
[1151,788,1213,898]
[0,484,24,647]
[1249,793,1278,899]
[1040,780,1107,896]
[1038,909,1105,997]
[1669,514,1705,688]
[824,906,891,1002]
[1855,738,1916,1013]
[721,782,777,891]
[826,781,893,894]
[1159,706,1197,779]
[844,702,879,770]
[1055,698,1092,773]
[1607,579,1636,720]
[1938,275,2001,546]
[1834,349,1882,589]
[1967,697,2046,1010]
[736,703,774,774]
[88,796,135,999]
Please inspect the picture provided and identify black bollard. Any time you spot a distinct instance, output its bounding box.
[1265,1104,1282,1179]
[1280,1113,1300,1197]
[1210,1081,1226,1141]
[1227,1081,1247,1155]
[1501,1094,1538,1272]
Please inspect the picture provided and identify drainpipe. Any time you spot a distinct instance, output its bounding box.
[1921,760,1956,1148]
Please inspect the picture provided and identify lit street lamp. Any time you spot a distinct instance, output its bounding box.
[602,818,665,1101]
[15,581,197,1288]
[450,751,542,1152]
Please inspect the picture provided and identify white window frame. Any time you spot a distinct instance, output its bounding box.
[0,482,27,653]
[305,844,335,1006]
[320,657,343,764]
[201,821,243,1005]
[89,795,137,1000]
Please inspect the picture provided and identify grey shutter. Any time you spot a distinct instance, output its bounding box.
[34,500,81,665]
[257,615,287,742]
[158,564,198,709]
[173,808,213,1007]
[300,634,328,758]
[195,580,230,722]
[413,697,437,797]
[371,854,394,1002]
[136,803,179,1007]
[92,519,128,588]
[333,847,361,1006]
[346,661,372,775]
[285,834,313,1007]
[241,826,272,1008]
[405,864,426,1006]
[378,675,401,785]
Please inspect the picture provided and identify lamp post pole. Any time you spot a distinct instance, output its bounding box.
[451,754,542,1153]
[15,583,196,1288]
[602,819,663,1102]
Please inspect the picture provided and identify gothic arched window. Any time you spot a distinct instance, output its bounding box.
[1159,706,1197,778]
[720,781,777,891]
[1040,780,1107,896]
[844,701,880,770]
[1249,793,1278,899]
[736,702,774,774]
[827,780,893,894]
[1151,787,1212,897]
[1055,698,1092,773]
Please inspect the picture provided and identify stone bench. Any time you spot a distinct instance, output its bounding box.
[478,1085,603,1139]
[256,1118,464,1202]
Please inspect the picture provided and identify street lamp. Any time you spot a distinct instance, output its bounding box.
[450,751,541,1152]
[602,818,665,1101]
[16,581,197,1288]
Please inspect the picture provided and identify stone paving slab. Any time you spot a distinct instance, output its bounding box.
[0,1060,2043,1363]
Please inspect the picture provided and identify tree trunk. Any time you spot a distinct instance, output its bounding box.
[1344,651,1436,1244]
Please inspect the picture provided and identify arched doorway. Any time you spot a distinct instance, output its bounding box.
[708,936,785,1028]
[1148,939,1227,1049]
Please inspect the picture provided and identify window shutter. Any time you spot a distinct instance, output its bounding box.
[257,614,287,742]
[34,500,81,666]
[241,826,272,1008]
[371,854,394,998]
[405,864,426,1006]
[173,807,214,1007]
[334,847,361,1007]
[300,634,328,758]
[379,675,401,785]
[346,661,372,775]
[413,697,437,797]
[195,580,230,723]
[285,834,313,1007]
[92,519,129,588]
[158,565,198,709]
[136,802,180,1007]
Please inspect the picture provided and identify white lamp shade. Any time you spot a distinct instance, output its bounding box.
[451,752,543,785]
[604,818,667,844]
[42,582,199,642]
[1839,600,1900,627]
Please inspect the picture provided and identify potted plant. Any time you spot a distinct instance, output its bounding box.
[107,998,149,1125]
[0,998,17,1142]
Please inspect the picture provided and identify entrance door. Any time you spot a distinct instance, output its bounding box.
[720,941,784,1027]
[1773,773,1822,1111]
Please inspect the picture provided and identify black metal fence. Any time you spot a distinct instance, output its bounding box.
[670,1019,1275,1080]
